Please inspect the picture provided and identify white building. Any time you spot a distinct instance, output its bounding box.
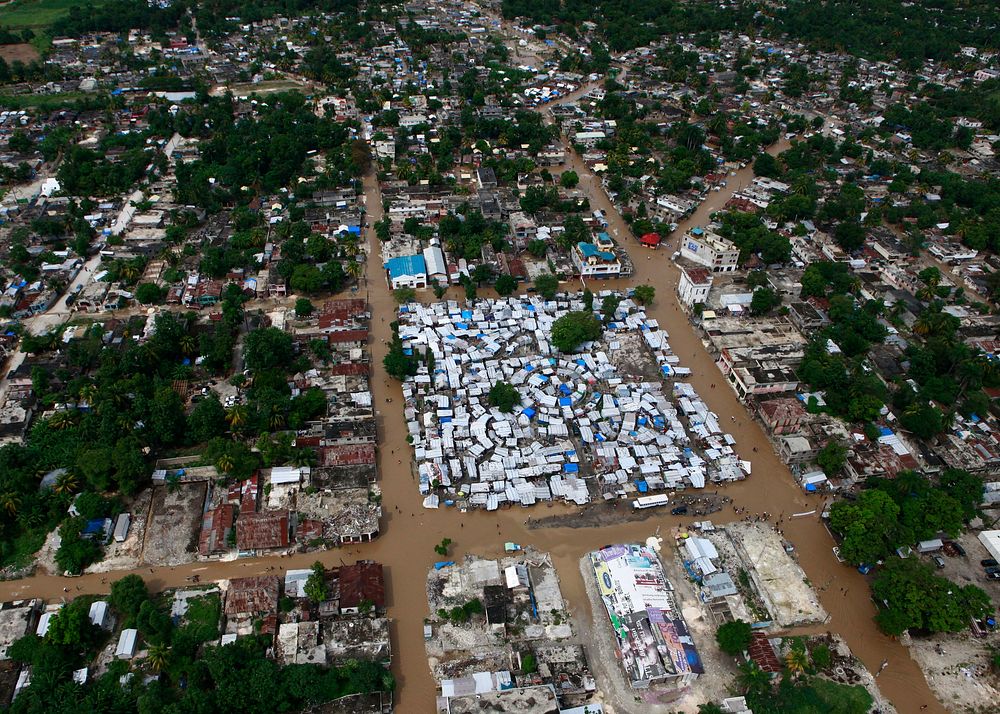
[677,265,713,307]
[572,234,621,278]
[680,227,740,273]
[422,241,448,284]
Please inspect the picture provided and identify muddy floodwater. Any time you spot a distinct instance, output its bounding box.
[0,146,945,713]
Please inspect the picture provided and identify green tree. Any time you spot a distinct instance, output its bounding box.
[534,273,559,301]
[134,283,165,305]
[488,382,520,413]
[495,274,517,296]
[244,328,294,372]
[110,574,150,619]
[526,240,547,259]
[829,489,900,565]
[749,288,781,316]
[816,441,847,476]
[188,395,227,443]
[551,311,603,353]
[633,284,655,305]
[559,170,579,188]
[601,294,621,322]
[715,619,752,655]
[45,600,98,649]
[304,561,328,603]
[872,558,992,636]
[149,386,186,446]
[394,287,416,304]
[294,298,314,317]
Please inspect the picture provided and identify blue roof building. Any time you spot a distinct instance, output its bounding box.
[384,254,428,289]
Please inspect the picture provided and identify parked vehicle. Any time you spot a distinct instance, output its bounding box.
[670,505,688,516]
[933,556,946,569]
[981,559,998,568]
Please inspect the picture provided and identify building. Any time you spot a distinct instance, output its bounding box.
[422,242,448,284]
[680,227,740,273]
[639,232,661,249]
[339,560,385,614]
[236,510,290,552]
[115,628,138,659]
[589,544,701,689]
[777,435,818,464]
[729,363,799,401]
[572,235,621,278]
[677,266,713,307]
[385,254,427,289]
[979,530,1000,562]
[756,397,807,435]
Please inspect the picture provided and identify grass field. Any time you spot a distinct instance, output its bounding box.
[0,0,84,30]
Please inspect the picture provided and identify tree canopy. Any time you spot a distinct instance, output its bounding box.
[551,311,603,353]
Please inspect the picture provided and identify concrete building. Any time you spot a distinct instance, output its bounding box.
[677,265,713,307]
[572,234,621,278]
[680,227,740,273]
[385,254,428,289]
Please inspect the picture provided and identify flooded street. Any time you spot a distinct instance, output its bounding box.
[0,143,944,713]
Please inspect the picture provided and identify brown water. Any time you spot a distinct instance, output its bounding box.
[0,131,944,714]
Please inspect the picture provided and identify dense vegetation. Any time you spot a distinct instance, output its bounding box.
[828,469,983,567]
[872,557,992,636]
[502,0,998,61]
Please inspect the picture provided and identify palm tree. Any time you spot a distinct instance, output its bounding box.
[269,412,286,430]
[346,259,364,282]
[215,454,234,474]
[292,448,318,468]
[737,661,771,697]
[785,648,809,678]
[225,405,248,430]
[120,262,140,283]
[48,410,78,431]
[146,642,170,673]
[179,334,197,356]
[54,471,79,496]
[342,240,360,259]
[78,383,97,406]
[0,492,20,517]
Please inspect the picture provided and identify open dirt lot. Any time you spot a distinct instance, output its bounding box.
[140,482,207,566]
[0,43,40,63]
[87,488,152,573]
[908,631,1000,714]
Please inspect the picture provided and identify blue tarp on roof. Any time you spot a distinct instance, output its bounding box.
[564,463,579,473]
[82,519,106,535]
[635,479,648,492]
[461,310,472,319]
[456,322,468,330]
[559,384,572,395]
[879,426,893,436]
[525,364,534,372]
[385,254,426,279]
[522,407,536,418]
[559,397,571,406]
[577,241,615,261]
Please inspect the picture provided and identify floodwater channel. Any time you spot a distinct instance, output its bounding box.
[0,124,945,714]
